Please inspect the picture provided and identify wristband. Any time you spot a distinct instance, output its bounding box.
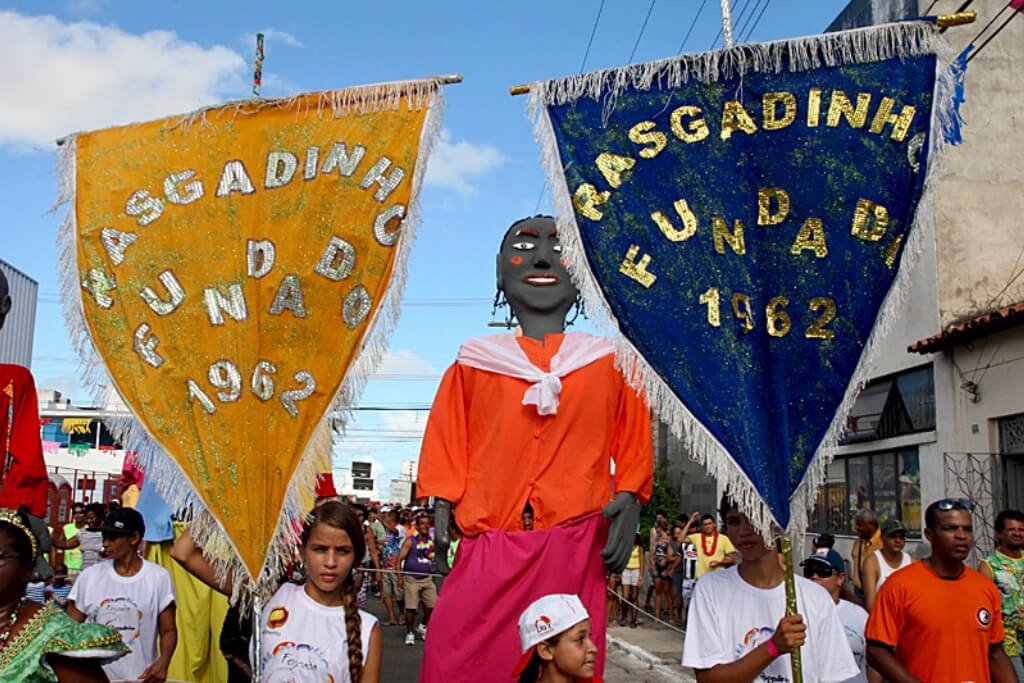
[764,639,781,658]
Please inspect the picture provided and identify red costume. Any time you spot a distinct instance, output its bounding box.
[0,364,47,516]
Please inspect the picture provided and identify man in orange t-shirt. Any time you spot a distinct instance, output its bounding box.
[866,498,1017,682]
[416,216,653,682]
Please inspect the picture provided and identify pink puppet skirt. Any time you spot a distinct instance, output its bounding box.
[418,511,608,682]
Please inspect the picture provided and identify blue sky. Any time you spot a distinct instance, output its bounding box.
[0,0,849,491]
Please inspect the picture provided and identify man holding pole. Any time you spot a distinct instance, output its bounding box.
[682,496,858,682]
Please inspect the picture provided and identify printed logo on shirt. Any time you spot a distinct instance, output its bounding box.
[264,641,334,683]
[267,606,290,630]
[97,596,143,643]
[978,607,992,628]
[736,626,787,683]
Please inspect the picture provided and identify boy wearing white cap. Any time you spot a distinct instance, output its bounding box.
[512,594,598,683]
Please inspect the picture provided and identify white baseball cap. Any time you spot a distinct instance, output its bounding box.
[511,594,589,676]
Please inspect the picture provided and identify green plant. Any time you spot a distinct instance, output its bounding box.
[639,454,680,540]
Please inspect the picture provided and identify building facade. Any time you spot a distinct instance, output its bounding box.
[808,0,1024,562]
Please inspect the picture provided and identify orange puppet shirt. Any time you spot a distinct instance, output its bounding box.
[417,333,652,537]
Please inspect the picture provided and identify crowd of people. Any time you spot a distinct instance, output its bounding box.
[6,493,1024,682]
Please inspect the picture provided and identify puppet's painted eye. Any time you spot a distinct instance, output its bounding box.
[512,241,536,250]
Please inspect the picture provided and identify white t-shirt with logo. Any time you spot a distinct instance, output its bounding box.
[682,566,859,682]
[254,581,378,683]
[836,599,869,683]
[68,559,176,681]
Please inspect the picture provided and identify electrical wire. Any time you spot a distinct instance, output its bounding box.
[967,3,1021,62]
[628,0,658,63]
[677,0,708,54]
[580,0,607,73]
[736,0,766,40]
[741,0,772,42]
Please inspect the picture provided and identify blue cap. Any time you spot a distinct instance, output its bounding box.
[801,548,845,574]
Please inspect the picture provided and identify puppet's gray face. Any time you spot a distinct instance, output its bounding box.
[497,217,577,326]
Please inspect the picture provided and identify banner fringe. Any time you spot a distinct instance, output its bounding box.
[528,20,953,125]
[528,22,953,540]
[53,82,445,602]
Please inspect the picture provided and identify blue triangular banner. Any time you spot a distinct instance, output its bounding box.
[530,22,950,531]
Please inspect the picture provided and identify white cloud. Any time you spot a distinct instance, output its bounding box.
[245,29,304,49]
[0,11,247,149]
[372,348,438,379]
[424,129,507,194]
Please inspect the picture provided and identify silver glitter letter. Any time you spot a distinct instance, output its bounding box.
[187,378,216,415]
[360,156,406,202]
[251,360,277,401]
[208,360,242,402]
[100,228,138,266]
[304,146,320,180]
[343,285,372,330]
[280,370,316,417]
[320,142,366,177]
[134,323,164,368]
[314,236,356,281]
[139,270,186,316]
[264,152,298,189]
[125,189,164,226]
[373,205,406,247]
[216,160,256,197]
[269,274,307,318]
[203,284,248,326]
[164,169,204,205]
[247,239,276,279]
[82,268,116,308]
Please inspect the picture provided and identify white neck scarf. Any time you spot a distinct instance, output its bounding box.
[456,332,613,415]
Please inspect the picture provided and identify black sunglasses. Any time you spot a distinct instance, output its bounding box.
[803,565,836,579]
[936,498,974,512]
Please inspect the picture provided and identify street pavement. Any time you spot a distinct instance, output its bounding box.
[362,591,696,681]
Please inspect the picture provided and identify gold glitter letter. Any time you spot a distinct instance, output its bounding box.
[758,187,790,226]
[869,97,917,142]
[712,217,746,255]
[806,297,837,340]
[762,92,797,130]
[595,153,636,189]
[670,106,710,143]
[790,217,828,258]
[628,121,667,159]
[732,293,755,333]
[807,89,822,127]
[620,246,656,288]
[884,234,904,269]
[850,198,889,242]
[826,91,872,129]
[766,297,792,337]
[574,184,611,221]
[699,287,721,327]
[720,101,758,140]
[652,199,698,242]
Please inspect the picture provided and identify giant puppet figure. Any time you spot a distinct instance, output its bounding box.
[416,215,653,681]
[0,268,51,582]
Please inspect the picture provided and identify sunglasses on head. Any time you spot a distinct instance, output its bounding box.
[936,498,974,512]
[803,564,836,579]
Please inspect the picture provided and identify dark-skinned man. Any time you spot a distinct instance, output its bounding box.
[866,498,1017,683]
[416,215,653,681]
[682,496,857,682]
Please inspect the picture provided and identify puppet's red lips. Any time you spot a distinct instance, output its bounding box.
[523,274,560,286]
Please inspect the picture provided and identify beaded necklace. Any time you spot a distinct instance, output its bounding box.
[0,598,26,651]
[701,530,719,558]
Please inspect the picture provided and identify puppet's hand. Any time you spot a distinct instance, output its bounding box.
[433,499,452,575]
[601,492,639,573]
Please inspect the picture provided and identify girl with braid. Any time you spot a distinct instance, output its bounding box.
[172,501,382,681]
